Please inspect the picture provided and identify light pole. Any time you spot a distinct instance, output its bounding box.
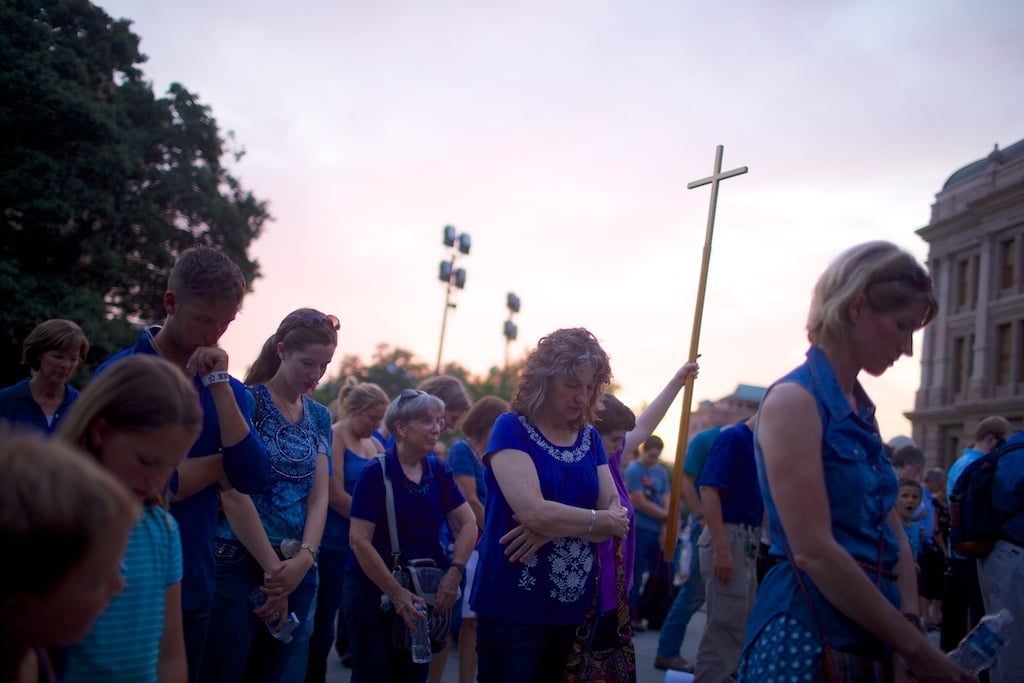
[435,225,470,374]
[502,292,520,395]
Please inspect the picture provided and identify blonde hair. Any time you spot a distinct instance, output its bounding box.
[338,377,388,416]
[58,355,202,507]
[0,432,139,599]
[807,241,937,348]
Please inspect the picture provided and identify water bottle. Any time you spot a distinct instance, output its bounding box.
[248,589,301,644]
[949,608,1014,673]
[410,603,432,664]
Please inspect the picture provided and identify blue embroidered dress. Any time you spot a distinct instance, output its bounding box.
[470,412,606,625]
[738,346,900,681]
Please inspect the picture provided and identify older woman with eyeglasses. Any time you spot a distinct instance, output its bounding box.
[470,327,631,683]
[345,389,476,683]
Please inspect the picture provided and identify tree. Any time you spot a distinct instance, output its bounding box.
[0,0,269,385]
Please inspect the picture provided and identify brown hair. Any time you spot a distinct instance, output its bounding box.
[594,395,636,435]
[416,375,471,413]
[511,328,611,430]
[21,319,89,370]
[245,308,339,385]
[975,415,1014,443]
[460,396,510,442]
[167,246,246,307]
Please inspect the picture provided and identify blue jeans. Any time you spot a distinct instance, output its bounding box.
[343,574,428,683]
[183,603,210,683]
[630,526,662,616]
[306,547,347,682]
[657,519,706,658]
[476,616,576,683]
[198,538,318,683]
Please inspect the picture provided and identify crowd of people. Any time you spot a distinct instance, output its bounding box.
[2,240,1022,683]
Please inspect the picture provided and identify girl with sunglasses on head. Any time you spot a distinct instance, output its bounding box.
[199,309,337,683]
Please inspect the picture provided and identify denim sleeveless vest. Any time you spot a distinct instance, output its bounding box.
[745,346,899,658]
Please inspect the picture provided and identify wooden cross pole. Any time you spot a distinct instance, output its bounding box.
[663,145,747,559]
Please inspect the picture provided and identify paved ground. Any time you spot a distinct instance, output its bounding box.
[326,609,707,683]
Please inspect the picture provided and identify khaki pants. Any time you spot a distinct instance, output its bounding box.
[694,523,760,683]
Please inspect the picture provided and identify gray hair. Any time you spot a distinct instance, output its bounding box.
[384,389,445,436]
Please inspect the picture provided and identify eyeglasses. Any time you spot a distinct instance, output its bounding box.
[414,417,446,430]
[298,311,340,331]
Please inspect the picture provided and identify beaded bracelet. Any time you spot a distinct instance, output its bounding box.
[202,371,231,386]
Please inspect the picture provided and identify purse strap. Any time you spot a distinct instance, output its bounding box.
[613,537,630,646]
[376,453,402,572]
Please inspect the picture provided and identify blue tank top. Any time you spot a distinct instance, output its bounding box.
[321,447,376,552]
[746,346,899,658]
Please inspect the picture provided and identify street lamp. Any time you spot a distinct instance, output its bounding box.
[502,292,520,395]
[436,225,471,374]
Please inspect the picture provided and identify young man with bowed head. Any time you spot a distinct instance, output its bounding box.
[96,246,270,683]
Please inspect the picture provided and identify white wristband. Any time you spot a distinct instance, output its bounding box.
[587,508,596,533]
[202,371,231,386]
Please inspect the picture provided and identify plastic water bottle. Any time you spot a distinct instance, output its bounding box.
[949,608,1014,673]
[410,603,432,664]
[248,589,300,644]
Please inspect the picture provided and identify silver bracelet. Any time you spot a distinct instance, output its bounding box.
[587,508,596,533]
[202,371,231,386]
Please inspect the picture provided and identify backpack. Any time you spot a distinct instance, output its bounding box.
[948,440,1024,558]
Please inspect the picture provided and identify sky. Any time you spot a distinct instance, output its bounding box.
[95,0,1024,460]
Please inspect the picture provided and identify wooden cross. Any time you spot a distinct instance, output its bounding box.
[663,145,748,559]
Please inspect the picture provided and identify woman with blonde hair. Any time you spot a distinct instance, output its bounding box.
[307,377,389,681]
[1,433,138,683]
[200,308,336,683]
[737,242,972,682]
[58,354,203,683]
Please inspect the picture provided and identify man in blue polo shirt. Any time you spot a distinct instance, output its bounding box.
[693,414,762,683]
[96,247,269,683]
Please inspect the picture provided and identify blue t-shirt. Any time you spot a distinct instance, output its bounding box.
[624,460,670,533]
[217,384,331,543]
[471,412,606,626]
[65,506,182,683]
[321,446,376,553]
[902,520,923,563]
[698,422,763,527]
[96,327,270,611]
[447,440,486,507]
[0,378,79,433]
[684,426,722,503]
[345,448,466,590]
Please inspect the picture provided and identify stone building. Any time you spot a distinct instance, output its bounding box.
[908,138,1024,468]
[687,383,766,443]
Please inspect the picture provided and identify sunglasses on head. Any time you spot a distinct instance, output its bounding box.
[398,388,426,404]
[297,311,340,331]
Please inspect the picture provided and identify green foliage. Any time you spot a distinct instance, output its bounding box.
[0,0,269,384]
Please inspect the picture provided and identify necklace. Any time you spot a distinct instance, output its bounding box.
[267,381,303,424]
